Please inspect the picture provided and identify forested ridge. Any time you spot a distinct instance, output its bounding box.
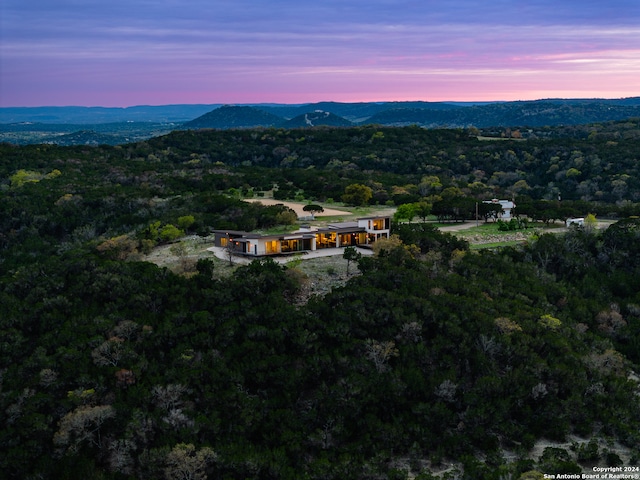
[1,124,639,479]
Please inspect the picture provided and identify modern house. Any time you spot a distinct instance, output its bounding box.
[566,217,585,227]
[482,199,516,219]
[212,216,391,257]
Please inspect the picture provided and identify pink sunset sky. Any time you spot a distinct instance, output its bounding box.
[1,0,639,107]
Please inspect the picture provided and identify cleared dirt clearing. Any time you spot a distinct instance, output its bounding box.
[243,198,352,217]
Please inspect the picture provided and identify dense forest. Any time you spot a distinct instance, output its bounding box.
[1,124,639,479]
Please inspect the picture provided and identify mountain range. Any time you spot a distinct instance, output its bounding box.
[2,98,640,145]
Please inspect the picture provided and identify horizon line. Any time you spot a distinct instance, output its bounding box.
[2,95,639,109]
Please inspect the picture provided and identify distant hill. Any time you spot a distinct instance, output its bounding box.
[0,105,219,124]
[257,101,464,123]
[364,99,640,128]
[280,110,353,128]
[40,130,125,146]
[200,99,640,129]
[364,108,453,127]
[183,105,283,129]
[0,122,174,145]
[3,97,640,144]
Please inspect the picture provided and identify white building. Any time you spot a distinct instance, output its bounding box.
[566,217,585,227]
[482,199,516,219]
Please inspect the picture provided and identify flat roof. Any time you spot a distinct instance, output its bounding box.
[214,230,320,241]
[214,217,386,240]
[213,230,262,237]
[327,221,359,229]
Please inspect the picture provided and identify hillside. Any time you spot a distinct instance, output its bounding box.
[3,98,640,145]
[189,99,640,130]
[280,110,353,127]
[258,101,463,123]
[139,121,640,205]
[365,100,640,127]
[183,105,284,129]
[1,125,640,478]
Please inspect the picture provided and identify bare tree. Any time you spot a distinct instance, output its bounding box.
[343,246,361,275]
[585,349,627,377]
[107,438,136,475]
[164,443,216,480]
[53,405,115,455]
[396,321,423,344]
[531,382,549,400]
[92,336,127,367]
[435,380,458,403]
[152,384,188,411]
[364,339,399,373]
[170,242,192,272]
[162,409,195,430]
[5,387,35,424]
[112,320,140,341]
[595,303,626,337]
[39,368,59,387]
[224,236,238,266]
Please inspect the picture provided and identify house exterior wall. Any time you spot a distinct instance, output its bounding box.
[253,238,275,256]
[358,217,391,240]
[482,200,515,219]
[566,217,585,227]
[213,215,390,257]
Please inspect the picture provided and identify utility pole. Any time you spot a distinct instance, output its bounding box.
[476,202,479,227]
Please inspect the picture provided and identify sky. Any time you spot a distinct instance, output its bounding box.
[1,0,639,107]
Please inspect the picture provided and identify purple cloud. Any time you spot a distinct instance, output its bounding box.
[2,0,639,106]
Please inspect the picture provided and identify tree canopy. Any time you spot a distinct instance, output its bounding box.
[1,124,640,479]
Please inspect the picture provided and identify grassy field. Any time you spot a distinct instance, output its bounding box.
[142,217,614,304]
[469,240,526,250]
[450,221,551,237]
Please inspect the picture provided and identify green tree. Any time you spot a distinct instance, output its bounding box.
[9,169,44,188]
[342,183,373,206]
[159,224,184,242]
[142,220,162,242]
[584,213,598,233]
[478,202,503,223]
[417,175,442,196]
[177,215,195,231]
[276,209,298,225]
[95,234,138,260]
[414,200,432,222]
[303,204,324,218]
[196,258,215,279]
[394,203,417,223]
